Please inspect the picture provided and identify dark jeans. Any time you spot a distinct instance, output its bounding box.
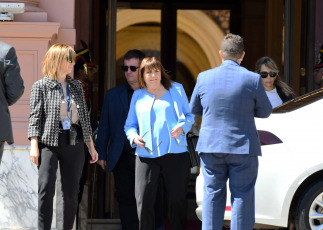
[135,152,191,230]
[38,130,85,230]
[113,151,164,230]
[0,141,4,165]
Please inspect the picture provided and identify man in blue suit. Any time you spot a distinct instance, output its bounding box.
[96,50,146,230]
[190,34,272,230]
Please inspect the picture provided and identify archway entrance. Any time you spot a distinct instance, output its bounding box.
[115,9,225,98]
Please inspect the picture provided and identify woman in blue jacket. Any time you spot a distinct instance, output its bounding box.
[124,57,193,230]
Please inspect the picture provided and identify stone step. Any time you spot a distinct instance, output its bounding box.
[87,219,121,230]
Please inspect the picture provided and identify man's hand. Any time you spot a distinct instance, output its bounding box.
[97,160,107,170]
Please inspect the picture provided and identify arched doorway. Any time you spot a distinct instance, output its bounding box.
[116,9,225,85]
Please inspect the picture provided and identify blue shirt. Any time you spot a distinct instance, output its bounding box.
[149,91,187,157]
[124,82,194,158]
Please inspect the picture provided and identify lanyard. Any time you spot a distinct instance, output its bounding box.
[59,83,71,112]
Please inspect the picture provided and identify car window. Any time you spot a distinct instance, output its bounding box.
[273,88,323,113]
[258,130,283,146]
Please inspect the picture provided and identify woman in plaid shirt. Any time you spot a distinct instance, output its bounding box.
[28,44,98,230]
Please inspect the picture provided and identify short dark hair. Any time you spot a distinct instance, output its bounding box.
[138,57,172,90]
[221,33,244,60]
[123,49,145,63]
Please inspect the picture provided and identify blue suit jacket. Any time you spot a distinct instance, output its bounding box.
[190,60,272,156]
[124,82,194,157]
[96,83,130,172]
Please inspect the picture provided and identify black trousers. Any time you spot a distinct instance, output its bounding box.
[135,152,191,230]
[114,151,164,230]
[38,130,85,230]
[76,144,89,230]
[0,141,4,165]
[113,151,139,230]
[78,145,89,204]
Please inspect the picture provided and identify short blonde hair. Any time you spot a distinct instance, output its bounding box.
[42,44,76,80]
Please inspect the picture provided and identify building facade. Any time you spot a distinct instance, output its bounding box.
[0,0,322,229]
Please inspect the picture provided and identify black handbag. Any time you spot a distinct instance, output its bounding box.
[186,131,200,167]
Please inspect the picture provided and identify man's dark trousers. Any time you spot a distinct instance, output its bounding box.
[113,151,139,230]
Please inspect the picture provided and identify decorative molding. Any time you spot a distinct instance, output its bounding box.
[0,22,60,39]
[3,0,40,7]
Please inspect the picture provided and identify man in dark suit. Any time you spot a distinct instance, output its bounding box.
[190,34,272,230]
[0,41,24,165]
[96,50,164,230]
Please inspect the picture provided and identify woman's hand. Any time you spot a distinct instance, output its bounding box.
[30,137,40,166]
[88,147,98,164]
[134,136,146,148]
[171,125,184,138]
[87,136,98,163]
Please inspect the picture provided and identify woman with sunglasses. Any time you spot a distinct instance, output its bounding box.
[255,56,295,108]
[28,44,98,230]
[124,57,194,230]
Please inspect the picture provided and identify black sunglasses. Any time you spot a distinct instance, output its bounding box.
[260,71,277,78]
[121,65,139,72]
[66,56,75,63]
[141,130,162,154]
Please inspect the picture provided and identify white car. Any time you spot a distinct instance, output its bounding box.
[195,88,323,229]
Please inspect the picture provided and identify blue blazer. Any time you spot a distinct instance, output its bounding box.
[96,83,130,172]
[190,60,272,156]
[124,82,194,157]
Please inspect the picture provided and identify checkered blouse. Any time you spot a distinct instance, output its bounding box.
[28,76,92,146]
